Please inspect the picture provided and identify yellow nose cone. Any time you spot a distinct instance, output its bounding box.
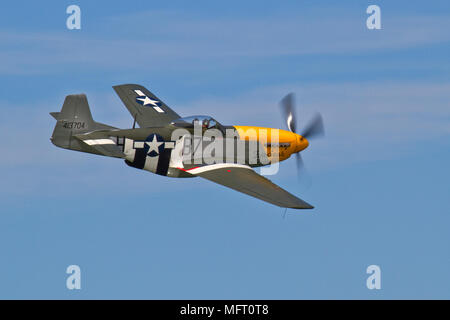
[295,134,309,153]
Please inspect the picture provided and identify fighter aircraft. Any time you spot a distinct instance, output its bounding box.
[50,84,324,209]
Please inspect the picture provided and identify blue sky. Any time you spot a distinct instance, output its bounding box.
[0,0,449,299]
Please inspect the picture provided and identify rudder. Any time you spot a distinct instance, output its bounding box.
[50,94,115,152]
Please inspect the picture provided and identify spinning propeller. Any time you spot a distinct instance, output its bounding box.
[280,93,324,176]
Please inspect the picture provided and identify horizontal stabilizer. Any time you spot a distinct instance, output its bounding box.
[73,132,125,158]
[49,112,60,120]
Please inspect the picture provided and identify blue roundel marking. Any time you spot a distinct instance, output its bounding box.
[143,133,165,157]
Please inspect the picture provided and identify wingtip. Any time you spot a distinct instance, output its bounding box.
[289,203,314,210]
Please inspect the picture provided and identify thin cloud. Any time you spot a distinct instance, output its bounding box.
[0,11,449,75]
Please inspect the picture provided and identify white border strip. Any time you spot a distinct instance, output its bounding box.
[83,139,115,146]
[187,163,251,175]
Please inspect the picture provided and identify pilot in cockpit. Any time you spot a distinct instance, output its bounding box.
[192,118,212,129]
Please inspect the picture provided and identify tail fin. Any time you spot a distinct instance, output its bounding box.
[50,94,116,152]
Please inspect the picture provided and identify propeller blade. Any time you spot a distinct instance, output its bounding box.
[295,152,305,171]
[301,112,324,140]
[296,153,312,189]
[280,93,297,133]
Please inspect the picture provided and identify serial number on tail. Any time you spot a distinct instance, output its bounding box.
[63,122,86,129]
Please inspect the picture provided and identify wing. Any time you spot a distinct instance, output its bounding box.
[113,84,180,128]
[184,164,313,209]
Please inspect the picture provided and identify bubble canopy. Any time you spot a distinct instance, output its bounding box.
[170,115,223,130]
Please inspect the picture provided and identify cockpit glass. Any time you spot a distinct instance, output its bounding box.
[171,115,221,129]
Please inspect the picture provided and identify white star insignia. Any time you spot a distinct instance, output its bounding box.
[146,135,164,154]
[137,96,160,106]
